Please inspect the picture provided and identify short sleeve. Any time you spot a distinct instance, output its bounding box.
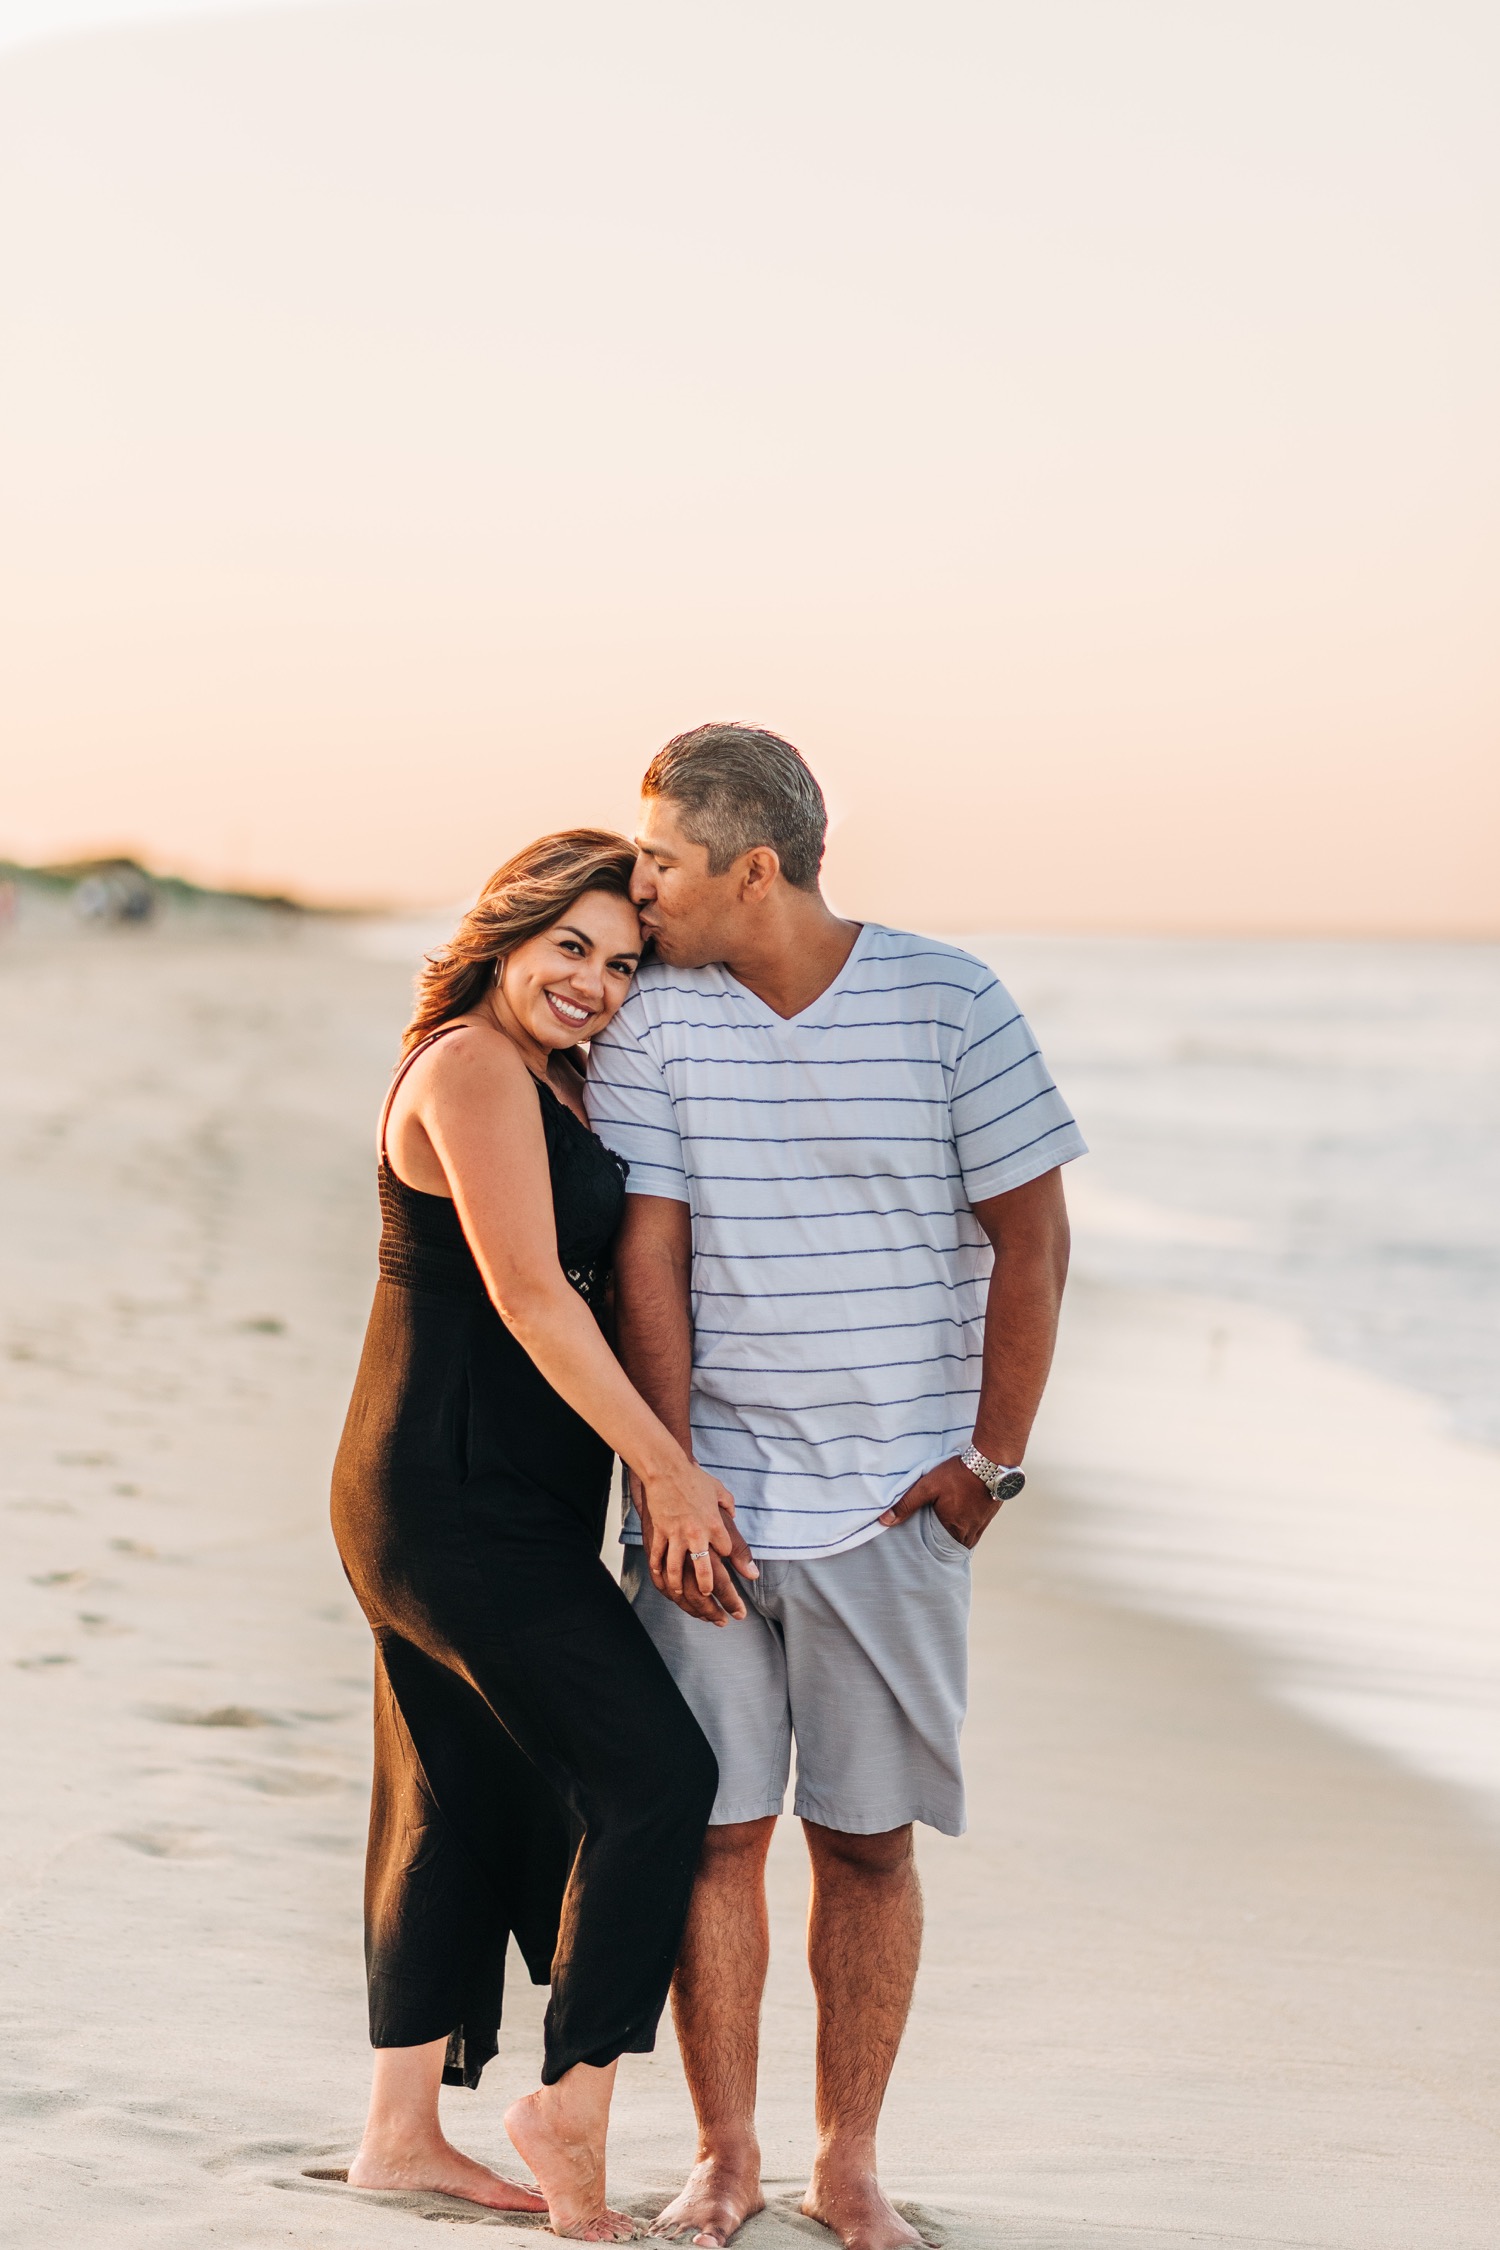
[583,1006,690,1203]
[951,976,1088,1202]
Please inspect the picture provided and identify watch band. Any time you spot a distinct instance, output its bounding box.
[960,1445,1026,1502]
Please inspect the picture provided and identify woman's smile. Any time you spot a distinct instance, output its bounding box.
[544,987,593,1029]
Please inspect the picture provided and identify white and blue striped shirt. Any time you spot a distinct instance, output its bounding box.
[584,923,1086,1560]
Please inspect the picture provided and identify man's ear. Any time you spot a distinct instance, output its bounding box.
[738,846,782,901]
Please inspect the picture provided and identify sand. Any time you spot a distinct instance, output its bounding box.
[2,915,1497,2248]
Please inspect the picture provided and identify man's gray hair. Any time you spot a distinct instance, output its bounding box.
[642,723,827,891]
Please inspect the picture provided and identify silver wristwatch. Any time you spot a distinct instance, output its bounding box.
[960,1445,1025,1502]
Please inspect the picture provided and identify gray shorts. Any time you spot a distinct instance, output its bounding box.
[620,1508,971,1837]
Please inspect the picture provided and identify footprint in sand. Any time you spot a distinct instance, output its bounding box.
[229,1765,344,1796]
[143,1703,287,1728]
[115,1825,221,1860]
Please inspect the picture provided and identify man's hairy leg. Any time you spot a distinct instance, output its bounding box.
[649,1817,776,2247]
[801,1821,927,2250]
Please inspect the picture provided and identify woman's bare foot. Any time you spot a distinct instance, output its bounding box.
[648,2148,766,2246]
[802,2154,930,2250]
[348,2129,546,2212]
[505,2084,638,2241]
[352,2035,547,2213]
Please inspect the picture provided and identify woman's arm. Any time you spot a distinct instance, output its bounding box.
[394,1025,748,1616]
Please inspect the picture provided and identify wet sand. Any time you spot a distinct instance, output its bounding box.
[1,918,1496,2247]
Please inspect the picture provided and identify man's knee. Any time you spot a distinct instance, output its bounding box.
[699,1814,777,1876]
[802,1819,914,1879]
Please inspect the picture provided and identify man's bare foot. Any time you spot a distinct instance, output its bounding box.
[504,2088,637,2241]
[802,2157,929,2250]
[649,2150,765,2247]
[347,2131,546,2213]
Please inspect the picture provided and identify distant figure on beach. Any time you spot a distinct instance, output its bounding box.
[586,726,1085,2250]
[329,831,738,2241]
[73,861,155,924]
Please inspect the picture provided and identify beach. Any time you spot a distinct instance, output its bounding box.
[2,911,1497,2248]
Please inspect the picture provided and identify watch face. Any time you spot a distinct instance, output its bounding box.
[994,1470,1025,1501]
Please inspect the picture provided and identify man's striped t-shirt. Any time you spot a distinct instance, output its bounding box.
[584,922,1086,1561]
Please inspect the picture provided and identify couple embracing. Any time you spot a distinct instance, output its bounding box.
[330,725,1084,2245]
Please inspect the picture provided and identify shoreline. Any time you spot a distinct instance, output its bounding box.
[1032,1278,1500,1826]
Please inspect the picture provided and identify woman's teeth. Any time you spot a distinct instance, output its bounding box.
[546,991,590,1026]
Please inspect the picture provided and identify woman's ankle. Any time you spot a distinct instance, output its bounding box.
[358,2115,442,2161]
[538,2058,617,2131]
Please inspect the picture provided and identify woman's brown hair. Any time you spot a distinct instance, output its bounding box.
[401,828,639,1056]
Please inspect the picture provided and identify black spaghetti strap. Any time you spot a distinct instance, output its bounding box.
[378,1023,468,1163]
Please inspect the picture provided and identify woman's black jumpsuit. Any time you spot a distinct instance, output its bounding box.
[330,1031,716,2088]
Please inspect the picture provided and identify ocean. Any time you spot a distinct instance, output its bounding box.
[982,935,1500,1818]
[987,936,1500,1446]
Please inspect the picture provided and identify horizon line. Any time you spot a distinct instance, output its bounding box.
[5,855,1497,947]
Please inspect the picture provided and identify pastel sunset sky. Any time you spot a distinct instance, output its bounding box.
[3,0,1496,929]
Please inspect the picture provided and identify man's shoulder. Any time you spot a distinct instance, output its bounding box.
[632,955,726,997]
[859,925,1000,1004]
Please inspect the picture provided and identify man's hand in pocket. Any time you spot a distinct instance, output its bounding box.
[878,1456,1000,1551]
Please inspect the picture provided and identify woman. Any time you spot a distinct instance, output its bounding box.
[330,830,739,2241]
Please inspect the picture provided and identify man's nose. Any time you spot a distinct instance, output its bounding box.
[630,854,656,905]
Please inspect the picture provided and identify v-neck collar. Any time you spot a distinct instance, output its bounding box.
[720,921,873,1029]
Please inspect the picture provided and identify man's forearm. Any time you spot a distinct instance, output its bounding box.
[613,1192,759,1610]
[613,1194,695,1455]
[970,1255,1065,1462]
[970,1173,1071,1464]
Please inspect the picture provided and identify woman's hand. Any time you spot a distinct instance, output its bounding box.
[637,1460,755,1619]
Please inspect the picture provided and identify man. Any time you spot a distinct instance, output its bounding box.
[585,725,1084,2250]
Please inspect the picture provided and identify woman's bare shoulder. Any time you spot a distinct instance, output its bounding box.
[400,1017,538,1115]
